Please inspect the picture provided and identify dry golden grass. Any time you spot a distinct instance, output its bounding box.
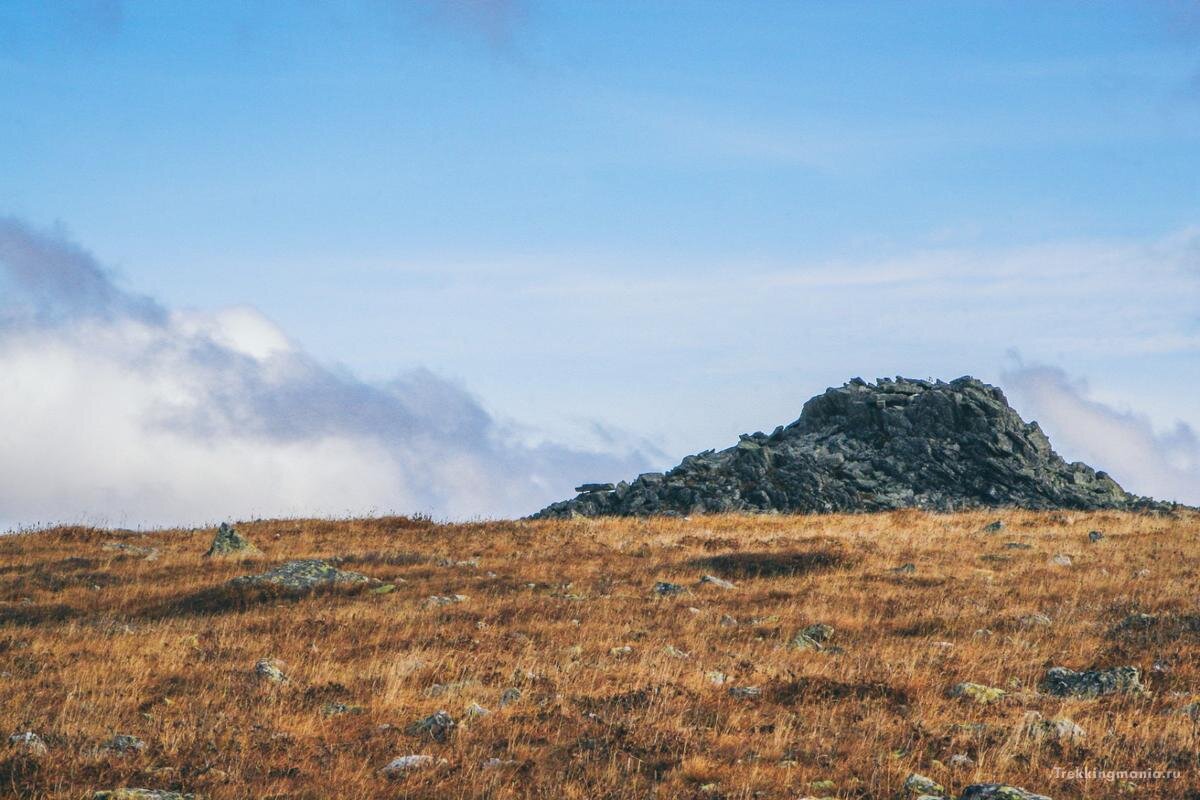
[1,510,1198,799]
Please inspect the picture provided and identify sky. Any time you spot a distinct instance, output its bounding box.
[1,1,1198,527]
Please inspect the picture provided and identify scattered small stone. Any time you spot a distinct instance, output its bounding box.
[464,702,490,717]
[706,671,728,686]
[405,710,455,742]
[1019,613,1052,628]
[902,773,946,797]
[205,522,260,558]
[652,581,687,597]
[1048,554,1072,567]
[370,584,396,595]
[321,702,364,717]
[972,628,993,638]
[1088,530,1104,542]
[381,754,436,776]
[8,731,47,757]
[663,644,690,659]
[1003,541,1032,550]
[719,614,739,628]
[698,574,735,589]
[728,686,761,699]
[1133,568,1150,578]
[255,659,288,684]
[949,682,1006,705]
[609,645,634,657]
[982,520,1005,533]
[499,688,522,707]
[100,734,146,756]
[948,753,974,769]
[423,594,468,608]
[959,785,1051,800]
[890,563,917,574]
[482,757,518,769]
[1040,666,1145,697]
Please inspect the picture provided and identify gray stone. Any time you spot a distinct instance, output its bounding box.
[891,563,917,574]
[652,581,687,597]
[958,785,1052,800]
[499,688,522,707]
[982,520,1005,533]
[698,574,735,589]
[100,734,145,755]
[255,659,288,683]
[381,755,436,776]
[8,731,47,757]
[1048,554,1072,567]
[531,377,1179,518]
[205,522,260,558]
[902,773,946,797]
[1022,711,1084,742]
[575,483,615,493]
[423,594,468,608]
[406,710,456,742]
[1039,666,1144,697]
[1088,530,1104,542]
[92,792,196,800]
[1019,613,1052,628]
[727,686,761,699]
[230,559,369,591]
[102,542,159,560]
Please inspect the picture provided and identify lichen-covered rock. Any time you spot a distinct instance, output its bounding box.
[958,784,1052,800]
[380,754,435,776]
[728,686,762,699]
[902,773,947,797]
[9,730,47,757]
[100,734,145,756]
[254,659,288,683]
[791,623,835,650]
[1022,711,1084,742]
[405,711,456,742]
[698,574,735,589]
[230,560,369,591]
[533,376,1175,518]
[949,682,1006,704]
[92,791,196,800]
[205,523,260,558]
[1039,666,1144,697]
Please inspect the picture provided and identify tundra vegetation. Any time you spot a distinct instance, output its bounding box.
[0,510,1197,799]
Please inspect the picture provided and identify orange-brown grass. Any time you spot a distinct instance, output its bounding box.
[1,510,1198,799]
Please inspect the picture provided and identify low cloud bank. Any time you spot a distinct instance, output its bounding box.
[0,218,651,529]
[1004,364,1199,506]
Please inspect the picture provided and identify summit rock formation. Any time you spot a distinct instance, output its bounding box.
[533,376,1171,518]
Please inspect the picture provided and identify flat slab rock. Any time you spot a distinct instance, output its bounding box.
[230,559,372,591]
[1039,666,1145,697]
[533,376,1178,518]
[92,792,196,800]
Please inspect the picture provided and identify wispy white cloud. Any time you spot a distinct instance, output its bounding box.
[1004,363,1199,506]
[0,217,649,529]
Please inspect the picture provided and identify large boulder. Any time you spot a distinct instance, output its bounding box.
[533,376,1176,518]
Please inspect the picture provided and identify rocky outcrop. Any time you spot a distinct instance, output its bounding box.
[204,523,260,558]
[534,376,1173,518]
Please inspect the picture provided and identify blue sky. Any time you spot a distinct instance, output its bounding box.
[1,1,1198,525]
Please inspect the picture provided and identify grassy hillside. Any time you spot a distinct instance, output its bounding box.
[1,510,1197,799]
